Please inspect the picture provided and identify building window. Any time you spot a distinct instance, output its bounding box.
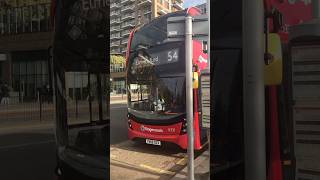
[23,6,31,33]
[0,3,51,35]
[110,63,125,73]
[11,51,49,102]
[111,79,125,93]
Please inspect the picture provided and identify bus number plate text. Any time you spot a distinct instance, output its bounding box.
[146,139,161,146]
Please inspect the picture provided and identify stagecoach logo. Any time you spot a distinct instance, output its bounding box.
[198,55,208,64]
[140,125,163,133]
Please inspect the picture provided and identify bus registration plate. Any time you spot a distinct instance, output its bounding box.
[146,139,161,146]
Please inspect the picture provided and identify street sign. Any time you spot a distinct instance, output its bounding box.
[167,16,185,39]
[167,14,209,41]
[193,15,209,39]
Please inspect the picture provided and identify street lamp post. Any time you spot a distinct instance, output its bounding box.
[242,0,266,180]
[185,15,194,180]
[167,11,209,180]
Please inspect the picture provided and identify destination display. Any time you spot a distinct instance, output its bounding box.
[130,48,180,75]
[145,48,179,65]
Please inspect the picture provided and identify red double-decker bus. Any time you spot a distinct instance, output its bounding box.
[126,8,208,150]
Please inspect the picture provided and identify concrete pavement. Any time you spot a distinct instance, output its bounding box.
[170,150,210,180]
[110,94,127,104]
[110,103,190,180]
[110,96,210,180]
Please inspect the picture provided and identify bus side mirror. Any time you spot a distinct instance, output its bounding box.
[193,72,199,89]
[264,33,282,85]
[202,41,208,54]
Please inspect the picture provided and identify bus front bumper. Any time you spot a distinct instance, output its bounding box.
[128,128,189,149]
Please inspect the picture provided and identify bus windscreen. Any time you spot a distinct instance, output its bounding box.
[127,41,186,121]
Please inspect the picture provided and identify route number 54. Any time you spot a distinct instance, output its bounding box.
[168,50,178,62]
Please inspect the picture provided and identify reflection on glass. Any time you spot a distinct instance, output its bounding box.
[0,9,3,34]
[11,59,49,102]
[128,77,185,114]
[9,8,15,33]
[65,72,108,156]
[16,7,23,33]
[23,6,30,32]
[3,9,8,34]
[128,53,185,115]
[0,3,51,35]
[31,5,39,32]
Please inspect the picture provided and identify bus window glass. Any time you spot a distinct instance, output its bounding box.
[64,71,108,156]
[129,11,186,51]
[127,40,186,120]
[128,77,185,114]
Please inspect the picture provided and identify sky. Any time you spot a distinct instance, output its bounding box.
[183,0,206,8]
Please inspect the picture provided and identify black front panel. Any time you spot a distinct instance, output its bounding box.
[211,48,244,177]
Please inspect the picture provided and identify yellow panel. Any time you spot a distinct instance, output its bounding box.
[193,72,198,89]
[264,33,283,85]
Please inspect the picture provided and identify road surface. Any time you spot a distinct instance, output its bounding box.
[0,126,56,180]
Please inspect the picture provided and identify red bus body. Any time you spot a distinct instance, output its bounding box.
[126,7,208,150]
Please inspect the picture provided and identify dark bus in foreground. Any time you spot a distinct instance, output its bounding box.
[51,0,109,179]
[126,8,208,150]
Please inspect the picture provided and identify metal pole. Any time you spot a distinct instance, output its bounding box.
[39,93,42,121]
[75,95,78,119]
[185,15,194,180]
[88,72,93,123]
[207,0,210,68]
[312,0,320,18]
[242,0,266,180]
[207,0,211,167]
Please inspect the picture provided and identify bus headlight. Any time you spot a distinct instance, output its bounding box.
[180,118,187,134]
[128,119,133,129]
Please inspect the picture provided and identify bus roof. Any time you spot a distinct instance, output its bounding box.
[135,7,201,33]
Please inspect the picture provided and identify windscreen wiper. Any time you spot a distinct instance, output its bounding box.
[130,44,154,53]
[138,54,155,66]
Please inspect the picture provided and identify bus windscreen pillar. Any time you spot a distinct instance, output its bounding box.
[242,0,266,180]
[312,0,320,18]
[185,15,194,180]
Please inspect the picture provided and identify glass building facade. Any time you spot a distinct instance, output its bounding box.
[0,0,51,35]
[11,50,49,102]
[0,1,52,102]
